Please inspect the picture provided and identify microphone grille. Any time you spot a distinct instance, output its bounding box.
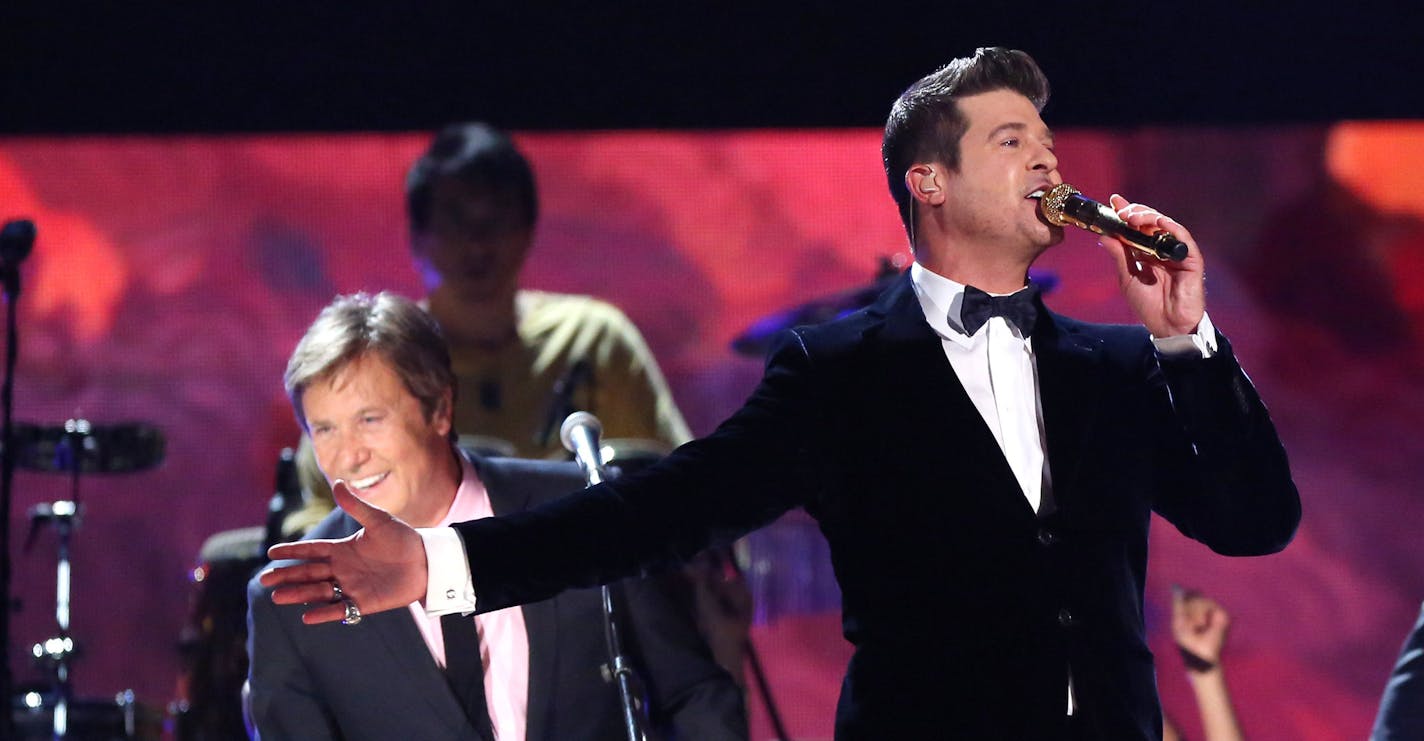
[1037,183,1079,227]
[0,218,37,263]
[559,411,602,453]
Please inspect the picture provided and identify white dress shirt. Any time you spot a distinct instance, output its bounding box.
[911,263,1054,513]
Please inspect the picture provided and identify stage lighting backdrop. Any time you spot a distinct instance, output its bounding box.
[2,123,1424,739]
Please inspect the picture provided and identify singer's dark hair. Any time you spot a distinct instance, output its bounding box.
[405,122,539,236]
[883,47,1050,237]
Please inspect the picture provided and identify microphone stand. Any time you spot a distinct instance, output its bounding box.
[0,219,37,741]
[702,544,793,740]
[25,421,91,739]
[534,360,590,450]
[262,447,301,552]
[566,410,794,739]
[561,412,649,741]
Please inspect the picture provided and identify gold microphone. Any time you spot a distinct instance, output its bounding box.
[1035,184,1189,262]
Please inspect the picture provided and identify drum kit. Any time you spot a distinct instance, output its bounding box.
[171,448,298,741]
[7,419,165,740]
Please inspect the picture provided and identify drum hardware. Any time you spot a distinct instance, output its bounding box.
[9,421,165,476]
[26,481,83,739]
[27,500,80,719]
[11,686,161,740]
[173,447,303,741]
[13,418,165,739]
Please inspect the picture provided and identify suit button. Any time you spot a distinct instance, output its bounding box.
[1057,608,1077,627]
[1037,528,1058,547]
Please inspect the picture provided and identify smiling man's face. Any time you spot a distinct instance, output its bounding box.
[302,352,458,527]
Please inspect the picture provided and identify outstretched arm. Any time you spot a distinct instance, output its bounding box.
[265,329,818,624]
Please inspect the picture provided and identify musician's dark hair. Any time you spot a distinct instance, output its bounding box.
[405,122,538,235]
[882,47,1050,236]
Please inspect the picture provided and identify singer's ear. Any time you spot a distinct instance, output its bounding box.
[431,386,454,436]
[906,164,944,204]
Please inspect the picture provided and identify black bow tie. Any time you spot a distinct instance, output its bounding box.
[958,284,1041,336]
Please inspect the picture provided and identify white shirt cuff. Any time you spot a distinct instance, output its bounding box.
[418,526,477,616]
[1151,311,1218,359]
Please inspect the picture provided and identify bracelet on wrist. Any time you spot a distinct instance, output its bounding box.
[1178,645,1217,674]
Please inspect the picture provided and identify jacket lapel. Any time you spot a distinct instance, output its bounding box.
[873,274,1040,520]
[330,514,474,737]
[1032,310,1105,511]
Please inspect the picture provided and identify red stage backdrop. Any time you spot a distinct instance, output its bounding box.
[2,123,1423,739]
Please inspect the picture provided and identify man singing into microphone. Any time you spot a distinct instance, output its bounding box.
[263,48,1300,740]
[246,292,745,740]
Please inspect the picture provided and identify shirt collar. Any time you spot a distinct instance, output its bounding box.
[437,450,492,527]
[910,261,974,342]
[910,261,1037,343]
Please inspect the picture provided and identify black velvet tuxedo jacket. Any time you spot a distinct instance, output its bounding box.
[246,454,746,741]
[457,274,1301,741]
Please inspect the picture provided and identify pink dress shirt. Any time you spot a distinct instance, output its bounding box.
[408,454,530,740]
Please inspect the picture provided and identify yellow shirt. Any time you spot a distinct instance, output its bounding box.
[448,289,691,459]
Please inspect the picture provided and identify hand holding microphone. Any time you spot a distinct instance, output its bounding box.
[1036,184,1188,262]
[1045,187,1205,339]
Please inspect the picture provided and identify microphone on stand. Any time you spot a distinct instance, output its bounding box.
[560,411,607,486]
[559,410,648,741]
[0,218,35,739]
[0,219,35,266]
[0,219,37,299]
[1035,184,1189,262]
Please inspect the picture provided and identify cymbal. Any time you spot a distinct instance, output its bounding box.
[731,266,1060,358]
[731,273,899,358]
[10,420,165,474]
